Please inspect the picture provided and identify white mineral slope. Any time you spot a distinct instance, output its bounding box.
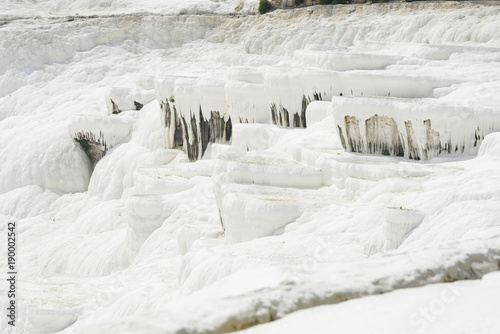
[56,126,500,333]
[0,0,259,18]
[241,271,500,334]
[0,2,499,334]
[64,237,500,333]
[0,14,227,193]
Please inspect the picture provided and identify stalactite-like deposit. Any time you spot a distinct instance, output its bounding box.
[73,131,107,169]
[134,101,144,110]
[344,116,364,153]
[270,93,321,128]
[404,121,420,160]
[162,103,233,161]
[365,115,404,157]
[111,99,121,114]
[423,119,441,159]
[340,115,444,159]
[162,101,184,149]
[334,97,500,160]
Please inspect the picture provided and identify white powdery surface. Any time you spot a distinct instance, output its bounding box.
[0,0,259,17]
[0,2,500,334]
[64,238,500,333]
[241,271,500,334]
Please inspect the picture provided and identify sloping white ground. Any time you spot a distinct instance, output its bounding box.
[241,271,500,334]
[0,0,259,17]
[1,2,500,334]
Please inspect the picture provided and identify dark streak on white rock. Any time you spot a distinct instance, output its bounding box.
[344,116,364,153]
[110,99,121,114]
[365,114,404,157]
[133,101,143,110]
[270,93,322,128]
[162,100,233,161]
[404,120,420,160]
[73,131,107,170]
[423,119,442,159]
[340,115,459,160]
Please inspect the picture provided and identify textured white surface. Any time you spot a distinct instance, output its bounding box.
[0,0,260,17]
[333,96,500,159]
[241,271,500,334]
[384,207,425,243]
[0,2,500,333]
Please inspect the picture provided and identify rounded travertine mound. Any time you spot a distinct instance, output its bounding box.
[0,122,91,194]
[478,132,500,157]
[126,194,167,254]
[384,207,425,243]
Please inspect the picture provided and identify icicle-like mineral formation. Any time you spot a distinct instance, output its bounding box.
[69,115,132,169]
[334,97,500,160]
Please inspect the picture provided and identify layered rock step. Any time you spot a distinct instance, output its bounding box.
[226,67,269,124]
[19,279,91,334]
[293,49,402,71]
[132,159,217,196]
[230,123,293,152]
[264,67,459,129]
[129,159,219,255]
[213,152,327,244]
[151,56,461,161]
[214,152,323,188]
[216,182,333,244]
[133,167,193,195]
[155,76,233,162]
[333,96,500,160]
[316,150,465,202]
[319,153,447,183]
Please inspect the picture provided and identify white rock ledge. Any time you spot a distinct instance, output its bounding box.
[215,181,333,244]
[215,152,323,188]
[133,167,192,195]
[333,96,500,160]
[69,114,133,169]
